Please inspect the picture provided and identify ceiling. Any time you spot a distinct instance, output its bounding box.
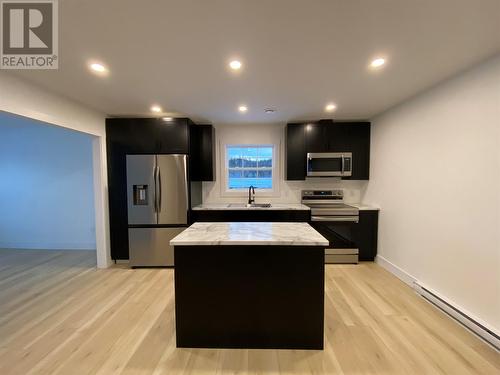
[10,0,500,123]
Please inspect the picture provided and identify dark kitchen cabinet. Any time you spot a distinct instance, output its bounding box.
[157,120,189,154]
[285,123,306,180]
[325,122,350,151]
[352,210,379,261]
[106,118,190,154]
[106,118,158,152]
[285,120,370,180]
[305,122,328,152]
[190,209,310,223]
[106,117,194,260]
[190,124,215,181]
[335,122,370,180]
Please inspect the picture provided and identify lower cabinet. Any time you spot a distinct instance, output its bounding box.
[190,210,310,223]
[190,209,378,261]
[352,210,379,261]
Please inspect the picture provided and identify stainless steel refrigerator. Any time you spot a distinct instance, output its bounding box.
[126,154,188,267]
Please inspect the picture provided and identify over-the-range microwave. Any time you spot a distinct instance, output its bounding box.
[306,152,352,177]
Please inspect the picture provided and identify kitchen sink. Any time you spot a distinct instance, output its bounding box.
[250,203,272,208]
[227,203,272,208]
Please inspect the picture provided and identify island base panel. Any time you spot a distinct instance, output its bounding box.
[174,245,324,349]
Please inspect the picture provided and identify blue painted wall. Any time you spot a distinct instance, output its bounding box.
[0,112,96,250]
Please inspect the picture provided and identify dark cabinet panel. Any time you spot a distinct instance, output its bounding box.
[335,122,370,180]
[190,124,215,181]
[285,120,370,180]
[157,119,190,154]
[285,123,306,180]
[305,122,328,153]
[190,210,310,223]
[106,142,129,260]
[106,118,190,154]
[352,210,379,261]
[325,123,350,151]
[106,118,159,152]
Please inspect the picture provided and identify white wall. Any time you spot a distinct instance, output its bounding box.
[0,73,111,267]
[0,113,96,249]
[363,55,500,333]
[202,123,368,204]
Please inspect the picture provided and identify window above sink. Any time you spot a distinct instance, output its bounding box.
[225,145,274,191]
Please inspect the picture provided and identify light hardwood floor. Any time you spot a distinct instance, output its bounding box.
[0,249,498,375]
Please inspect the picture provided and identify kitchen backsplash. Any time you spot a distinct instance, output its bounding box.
[202,179,368,204]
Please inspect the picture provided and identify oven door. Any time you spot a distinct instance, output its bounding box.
[306,153,352,177]
[310,218,358,264]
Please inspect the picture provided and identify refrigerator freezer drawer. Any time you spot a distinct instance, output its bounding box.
[129,227,186,267]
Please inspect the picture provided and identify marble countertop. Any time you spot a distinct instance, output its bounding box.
[192,203,310,211]
[192,202,379,211]
[170,222,329,246]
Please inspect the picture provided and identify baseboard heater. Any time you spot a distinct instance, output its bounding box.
[413,282,500,351]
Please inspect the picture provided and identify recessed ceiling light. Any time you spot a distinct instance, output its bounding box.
[89,62,108,74]
[238,105,248,113]
[264,108,276,114]
[162,117,173,122]
[229,60,242,70]
[370,57,386,69]
[325,103,337,112]
[151,105,162,113]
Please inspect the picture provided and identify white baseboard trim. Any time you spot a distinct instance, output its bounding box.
[375,254,417,286]
[376,255,500,351]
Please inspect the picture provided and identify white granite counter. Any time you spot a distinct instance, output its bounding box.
[192,203,310,211]
[170,222,329,246]
[192,202,378,211]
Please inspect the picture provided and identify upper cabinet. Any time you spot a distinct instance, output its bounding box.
[285,120,370,180]
[106,118,190,154]
[285,123,306,180]
[189,124,215,181]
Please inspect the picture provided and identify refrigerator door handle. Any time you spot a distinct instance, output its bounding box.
[158,166,162,212]
[153,165,159,213]
[184,157,188,211]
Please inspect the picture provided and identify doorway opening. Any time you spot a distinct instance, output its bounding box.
[0,111,100,267]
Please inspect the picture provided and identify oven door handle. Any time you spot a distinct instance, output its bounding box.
[311,216,359,223]
[301,200,344,205]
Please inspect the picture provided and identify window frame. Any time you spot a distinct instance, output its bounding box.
[221,143,279,197]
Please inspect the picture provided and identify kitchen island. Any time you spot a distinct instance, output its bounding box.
[170,222,328,350]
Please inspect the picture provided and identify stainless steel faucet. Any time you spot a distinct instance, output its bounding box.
[248,185,255,205]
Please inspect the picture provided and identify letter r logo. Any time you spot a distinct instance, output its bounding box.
[2,1,53,54]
